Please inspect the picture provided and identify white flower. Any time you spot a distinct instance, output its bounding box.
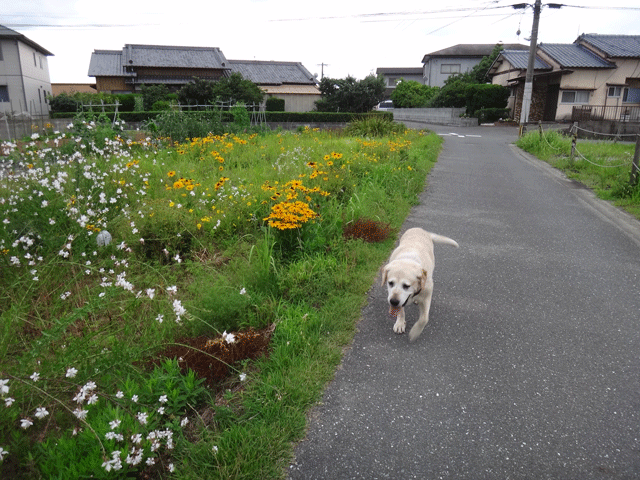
[168,463,175,473]
[239,373,247,382]
[146,288,155,299]
[66,367,78,378]
[87,394,98,405]
[156,314,164,323]
[73,408,88,420]
[174,254,181,263]
[167,285,177,295]
[109,419,121,430]
[131,433,142,444]
[0,446,8,460]
[146,456,156,466]
[222,331,236,344]
[212,445,218,454]
[20,418,33,429]
[157,406,165,415]
[172,299,186,318]
[131,394,138,403]
[30,372,40,382]
[158,395,168,404]
[4,397,14,407]
[240,287,247,295]
[0,379,9,395]
[136,411,148,425]
[180,417,189,427]
[115,391,124,399]
[34,407,49,419]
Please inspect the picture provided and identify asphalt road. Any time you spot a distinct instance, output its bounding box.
[288,124,640,480]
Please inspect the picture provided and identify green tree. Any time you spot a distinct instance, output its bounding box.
[140,84,170,111]
[390,80,439,108]
[315,75,385,113]
[470,43,505,83]
[177,77,217,107]
[211,72,265,106]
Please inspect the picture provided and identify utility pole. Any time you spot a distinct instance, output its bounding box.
[519,0,541,125]
[317,63,329,79]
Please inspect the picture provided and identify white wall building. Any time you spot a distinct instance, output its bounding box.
[0,25,53,118]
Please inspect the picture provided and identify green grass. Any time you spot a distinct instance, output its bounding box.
[516,130,640,217]
[0,119,442,478]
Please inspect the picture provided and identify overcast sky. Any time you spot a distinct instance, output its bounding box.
[3,0,640,84]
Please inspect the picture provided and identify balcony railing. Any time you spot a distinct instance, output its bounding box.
[572,104,640,123]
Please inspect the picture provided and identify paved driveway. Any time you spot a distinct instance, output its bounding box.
[288,124,640,480]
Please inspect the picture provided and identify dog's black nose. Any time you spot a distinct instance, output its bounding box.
[390,298,399,307]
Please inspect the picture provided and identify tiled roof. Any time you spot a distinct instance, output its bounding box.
[88,44,230,77]
[228,60,316,85]
[422,43,528,62]
[88,50,126,77]
[539,43,615,68]
[122,44,229,68]
[376,67,423,75]
[578,34,640,59]
[500,49,552,70]
[0,24,53,55]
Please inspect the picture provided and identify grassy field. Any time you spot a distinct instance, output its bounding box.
[0,118,442,479]
[516,129,640,218]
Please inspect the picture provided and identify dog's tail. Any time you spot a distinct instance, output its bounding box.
[429,233,459,248]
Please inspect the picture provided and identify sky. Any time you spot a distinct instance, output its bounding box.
[2,0,640,84]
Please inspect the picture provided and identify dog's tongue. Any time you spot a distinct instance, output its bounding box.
[389,306,401,317]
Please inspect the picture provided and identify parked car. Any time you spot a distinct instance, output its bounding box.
[375,100,394,111]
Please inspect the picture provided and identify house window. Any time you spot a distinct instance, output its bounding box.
[39,56,43,69]
[33,52,37,66]
[0,44,3,61]
[623,88,640,103]
[608,86,622,97]
[0,85,9,103]
[561,90,590,104]
[441,64,461,74]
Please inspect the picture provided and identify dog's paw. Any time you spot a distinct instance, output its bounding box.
[393,318,406,334]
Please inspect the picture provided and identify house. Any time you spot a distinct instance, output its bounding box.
[88,44,320,112]
[422,43,528,87]
[488,34,640,123]
[0,25,53,117]
[88,44,230,94]
[375,67,424,99]
[228,60,320,112]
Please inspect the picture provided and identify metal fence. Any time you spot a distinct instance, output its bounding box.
[572,105,640,123]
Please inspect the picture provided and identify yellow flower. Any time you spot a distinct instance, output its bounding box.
[167,171,176,177]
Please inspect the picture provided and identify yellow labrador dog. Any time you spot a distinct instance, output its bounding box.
[381,228,458,342]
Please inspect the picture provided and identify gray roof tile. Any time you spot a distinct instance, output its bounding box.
[539,43,615,68]
[500,49,552,70]
[578,34,640,59]
[228,60,315,85]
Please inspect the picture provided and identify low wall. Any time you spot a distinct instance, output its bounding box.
[392,108,478,127]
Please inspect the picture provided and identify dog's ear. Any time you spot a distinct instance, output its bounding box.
[420,269,428,289]
[381,266,388,286]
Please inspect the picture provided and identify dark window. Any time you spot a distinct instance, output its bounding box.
[0,86,9,102]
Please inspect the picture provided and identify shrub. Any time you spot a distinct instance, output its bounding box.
[475,107,511,123]
[266,97,285,112]
[48,93,81,113]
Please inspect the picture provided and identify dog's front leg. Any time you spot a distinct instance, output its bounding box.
[409,282,433,342]
[393,307,406,334]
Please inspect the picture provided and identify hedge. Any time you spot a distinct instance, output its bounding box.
[49,111,394,123]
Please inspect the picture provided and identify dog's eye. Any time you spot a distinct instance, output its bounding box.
[388,281,395,287]
[402,284,410,290]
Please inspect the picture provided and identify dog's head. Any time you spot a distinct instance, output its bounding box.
[381,260,427,308]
